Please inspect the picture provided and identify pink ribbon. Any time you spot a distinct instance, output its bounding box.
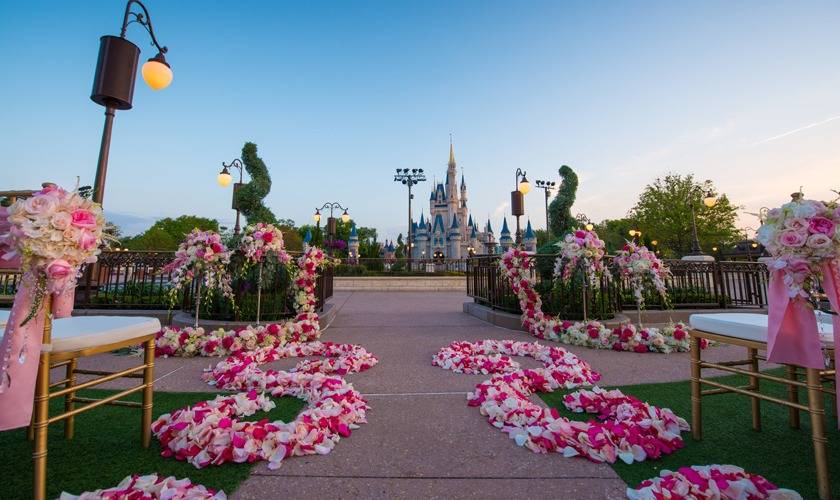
[818,259,840,428]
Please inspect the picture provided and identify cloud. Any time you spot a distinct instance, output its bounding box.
[752,115,840,146]
[492,201,509,217]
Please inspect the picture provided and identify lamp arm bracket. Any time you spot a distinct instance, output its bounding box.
[120,0,167,54]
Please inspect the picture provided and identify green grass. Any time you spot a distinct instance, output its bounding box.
[539,370,839,498]
[0,389,304,499]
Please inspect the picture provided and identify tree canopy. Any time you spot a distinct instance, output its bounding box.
[121,215,219,251]
[629,173,740,258]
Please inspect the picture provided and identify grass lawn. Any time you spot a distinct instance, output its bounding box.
[539,370,839,499]
[0,389,304,499]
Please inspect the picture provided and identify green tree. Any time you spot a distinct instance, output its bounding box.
[122,215,219,251]
[630,173,740,258]
[235,142,276,225]
[593,218,636,254]
[279,224,303,251]
[548,165,579,237]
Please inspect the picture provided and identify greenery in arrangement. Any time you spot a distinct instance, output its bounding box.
[630,174,740,258]
[539,370,838,499]
[120,215,219,251]
[0,389,305,499]
[235,142,277,226]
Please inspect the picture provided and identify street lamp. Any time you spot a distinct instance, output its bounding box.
[628,229,642,241]
[393,167,426,270]
[685,188,717,258]
[90,0,172,205]
[216,159,245,235]
[512,168,530,245]
[534,179,556,237]
[315,202,349,255]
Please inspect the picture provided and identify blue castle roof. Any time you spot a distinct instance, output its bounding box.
[500,217,511,236]
[432,213,445,233]
[303,229,312,244]
[486,219,493,234]
[349,224,358,239]
[450,214,459,229]
[524,220,535,239]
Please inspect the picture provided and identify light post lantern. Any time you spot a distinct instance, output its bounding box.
[316,202,349,256]
[628,229,642,241]
[685,188,717,259]
[393,168,426,270]
[216,159,245,235]
[534,179,556,237]
[512,168,530,245]
[90,0,172,205]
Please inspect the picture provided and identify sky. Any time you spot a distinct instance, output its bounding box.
[1,0,839,240]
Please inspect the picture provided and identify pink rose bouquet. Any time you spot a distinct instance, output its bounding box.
[612,240,670,308]
[163,229,234,304]
[757,193,840,298]
[554,228,608,288]
[238,222,291,266]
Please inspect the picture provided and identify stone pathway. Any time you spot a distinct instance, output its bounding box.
[74,291,756,499]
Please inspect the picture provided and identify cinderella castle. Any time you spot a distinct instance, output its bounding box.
[409,142,536,260]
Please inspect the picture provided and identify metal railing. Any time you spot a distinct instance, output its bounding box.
[466,254,770,315]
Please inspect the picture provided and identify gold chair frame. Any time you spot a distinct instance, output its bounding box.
[690,330,836,500]
[30,295,156,500]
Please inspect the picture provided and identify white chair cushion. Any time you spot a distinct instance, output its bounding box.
[0,309,9,328]
[690,313,834,344]
[45,316,161,353]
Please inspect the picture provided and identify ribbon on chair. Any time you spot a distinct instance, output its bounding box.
[818,259,840,428]
[0,205,76,430]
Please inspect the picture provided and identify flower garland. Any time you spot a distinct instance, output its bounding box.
[203,341,378,391]
[238,222,291,266]
[292,247,331,313]
[162,229,234,304]
[59,473,225,499]
[499,248,705,354]
[612,240,669,308]
[627,465,802,499]
[554,228,608,287]
[757,193,839,298]
[152,374,370,469]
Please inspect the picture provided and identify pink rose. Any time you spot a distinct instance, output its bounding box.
[806,233,832,250]
[46,259,73,279]
[778,230,806,247]
[77,230,98,250]
[70,209,97,229]
[24,194,58,216]
[211,243,223,253]
[784,217,808,231]
[807,216,835,237]
[262,231,274,243]
[51,211,72,230]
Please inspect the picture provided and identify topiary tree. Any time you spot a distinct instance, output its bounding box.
[235,142,277,225]
[535,165,579,277]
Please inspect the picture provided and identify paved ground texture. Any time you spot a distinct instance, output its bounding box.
[72,291,760,499]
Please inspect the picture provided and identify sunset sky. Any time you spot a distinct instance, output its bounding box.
[2,0,839,239]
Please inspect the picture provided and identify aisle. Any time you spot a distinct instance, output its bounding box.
[232,291,626,499]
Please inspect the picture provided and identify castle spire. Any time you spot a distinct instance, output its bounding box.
[448,135,456,167]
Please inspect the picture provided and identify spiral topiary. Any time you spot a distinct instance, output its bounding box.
[235,142,277,225]
[536,164,579,278]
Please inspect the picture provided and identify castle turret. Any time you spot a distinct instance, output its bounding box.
[499,217,513,251]
[414,213,429,260]
[523,220,537,253]
[348,224,360,262]
[484,219,496,254]
[469,223,478,256]
[448,214,462,259]
[303,228,312,248]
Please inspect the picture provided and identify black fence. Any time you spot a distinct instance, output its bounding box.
[466,254,769,316]
[0,250,335,313]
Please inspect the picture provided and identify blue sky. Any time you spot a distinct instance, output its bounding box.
[2,1,839,239]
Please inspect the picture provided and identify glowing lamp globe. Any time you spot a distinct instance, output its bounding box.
[585,223,594,231]
[341,210,350,223]
[217,169,232,187]
[518,176,531,195]
[141,53,173,90]
[313,210,321,224]
[703,191,717,208]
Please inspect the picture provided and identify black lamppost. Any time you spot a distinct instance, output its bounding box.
[393,168,426,270]
[686,188,718,257]
[216,159,246,235]
[534,179,556,237]
[314,202,350,256]
[90,0,173,205]
[512,168,531,245]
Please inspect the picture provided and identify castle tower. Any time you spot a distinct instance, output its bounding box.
[446,140,459,216]
[348,224,359,261]
[432,213,446,256]
[448,214,462,259]
[469,223,478,256]
[523,220,537,253]
[414,213,429,260]
[499,217,513,251]
[484,219,496,254]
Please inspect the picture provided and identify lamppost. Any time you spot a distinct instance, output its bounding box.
[216,159,246,235]
[628,228,642,242]
[683,187,718,260]
[512,168,531,245]
[90,0,173,205]
[314,202,350,256]
[534,179,556,237]
[393,168,426,270]
[576,213,594,231]
[740,226,758,261]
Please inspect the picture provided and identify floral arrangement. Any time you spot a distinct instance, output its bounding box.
[59,473,225,499]
[162,229,234,304]
[152,373,370,469]
[627,465,801,500]
[156,322,296,358]
[554,228,608,287]
[1,184,106,319]
[612,240,670,308]
[499,249,702,354]
[203,341,378,390]
[292,247,330,313]
[239,222,291,266]
[756,193,840,298]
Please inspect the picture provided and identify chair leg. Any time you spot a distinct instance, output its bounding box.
[806,367,831,500]
[64,358,77,439]
[748,347,761,431]
[690,335,702,440]
[32,352,51,500]
[141,338,155,448]
[786,365,800,429]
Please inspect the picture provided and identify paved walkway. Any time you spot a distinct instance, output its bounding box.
[75,291,754,499]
